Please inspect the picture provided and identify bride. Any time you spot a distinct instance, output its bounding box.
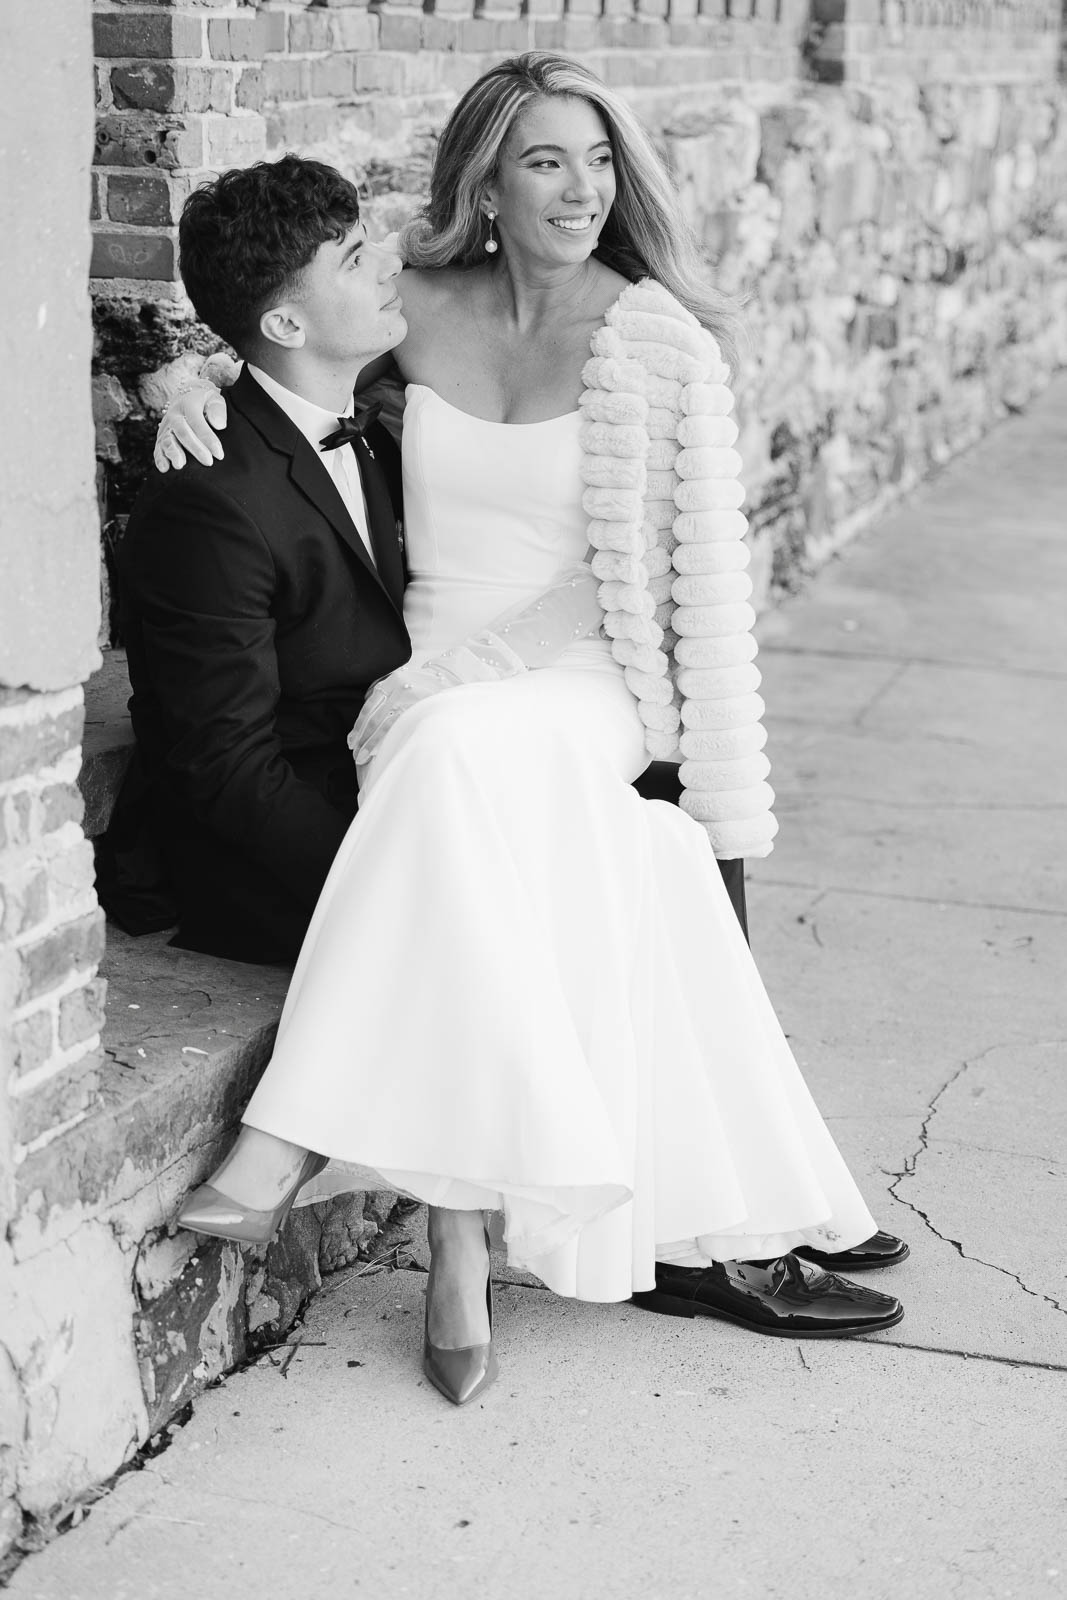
[162,52,905,1404]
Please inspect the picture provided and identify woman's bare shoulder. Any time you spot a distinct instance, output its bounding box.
[586,261,634,318]
[398,265,479,309]
[593,260,632,294]
[396,268,488,368]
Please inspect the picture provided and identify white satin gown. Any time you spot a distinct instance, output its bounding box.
[241,383,876,1300]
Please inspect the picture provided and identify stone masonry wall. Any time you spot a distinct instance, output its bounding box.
[90,0,1067,617]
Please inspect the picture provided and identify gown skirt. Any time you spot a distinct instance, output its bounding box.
[242,657,877,1301]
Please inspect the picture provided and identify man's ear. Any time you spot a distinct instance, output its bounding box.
[260,303,306,350]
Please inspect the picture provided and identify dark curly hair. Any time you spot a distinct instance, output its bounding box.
[178,155,362,358]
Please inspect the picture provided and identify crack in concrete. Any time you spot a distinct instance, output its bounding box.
[104,1034,235,1070]
[851,659,911,730]
[792,888,828,950]
[875,1339,1067,1374]
[186,1485,364,1536]
[888,1045,1067,1320]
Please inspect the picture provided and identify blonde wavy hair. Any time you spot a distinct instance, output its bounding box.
[400,52,740,370]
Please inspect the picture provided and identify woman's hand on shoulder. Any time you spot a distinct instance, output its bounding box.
[154,380,229,473]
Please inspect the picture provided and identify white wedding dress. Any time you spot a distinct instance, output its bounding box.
[241,383,876,1300]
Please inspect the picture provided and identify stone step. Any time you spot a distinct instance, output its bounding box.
[14,928,290,1247]
[80,649,134,839]
[14,923,400,1446]
[13,861,401,1490]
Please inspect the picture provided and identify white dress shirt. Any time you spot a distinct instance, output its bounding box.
[246,363,376,565]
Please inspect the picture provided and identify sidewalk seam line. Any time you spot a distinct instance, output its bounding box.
[751,878,1067,920]
[873,1340,1067,1374]
[761,645,1067,683]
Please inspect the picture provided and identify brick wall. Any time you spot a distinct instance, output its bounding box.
[806,0,1061,84]
[92,5,271,287]
[89,0,1066,615]
[1,695,105,1159]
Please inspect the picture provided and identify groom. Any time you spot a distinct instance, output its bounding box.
[112,156,410,964]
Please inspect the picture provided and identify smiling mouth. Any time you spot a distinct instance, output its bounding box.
[548,215,597,233]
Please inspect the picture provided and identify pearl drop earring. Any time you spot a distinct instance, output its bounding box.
[484,211,498,255]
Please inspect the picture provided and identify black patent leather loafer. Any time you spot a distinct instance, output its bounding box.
[794,1231,910,1273]
[632,1255,904,1337]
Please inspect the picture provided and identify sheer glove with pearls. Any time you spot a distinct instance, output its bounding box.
[348,562,604,770]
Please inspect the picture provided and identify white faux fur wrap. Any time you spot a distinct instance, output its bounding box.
[580,281,777,860]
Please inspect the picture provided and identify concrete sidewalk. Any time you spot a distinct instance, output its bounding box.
[11,382,1066,1600]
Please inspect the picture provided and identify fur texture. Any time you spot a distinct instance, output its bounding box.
[580,280,777,858]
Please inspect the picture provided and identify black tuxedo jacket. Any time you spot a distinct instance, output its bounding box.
[113,368,411,962]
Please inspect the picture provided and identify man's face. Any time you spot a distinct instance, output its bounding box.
[288,220,406,366]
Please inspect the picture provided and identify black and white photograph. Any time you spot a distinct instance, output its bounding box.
[1,3,1064,1596]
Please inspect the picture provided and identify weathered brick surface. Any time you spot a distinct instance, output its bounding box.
[0,866,49,942]
[235,66,264,111]
[54,836,99,915]
[58,976,108,1050]
[91,229,176,280]
[106,172,176,225]
[207,14,268,60]
[95,111,205,170]
[110,62,176,112]
[11,1009,55,1078]
[13,1050,103,1148]
[202,111,267,167]
[112,62,236,114]
[262,56,312,102]
[93,12,204,60]
[288,10,379,50]
[0,701,83,785]
[15,910,106,1008]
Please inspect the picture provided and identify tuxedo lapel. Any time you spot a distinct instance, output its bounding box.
[230,369,402,616]
[287,442,389,596]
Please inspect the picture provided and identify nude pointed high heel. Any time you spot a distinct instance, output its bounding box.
[177,1149,328,1246]
[423,1229,498,1407]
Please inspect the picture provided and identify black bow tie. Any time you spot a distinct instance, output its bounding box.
[320,403,383,451]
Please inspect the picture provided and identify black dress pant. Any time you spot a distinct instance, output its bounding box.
[632,761,749,945]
